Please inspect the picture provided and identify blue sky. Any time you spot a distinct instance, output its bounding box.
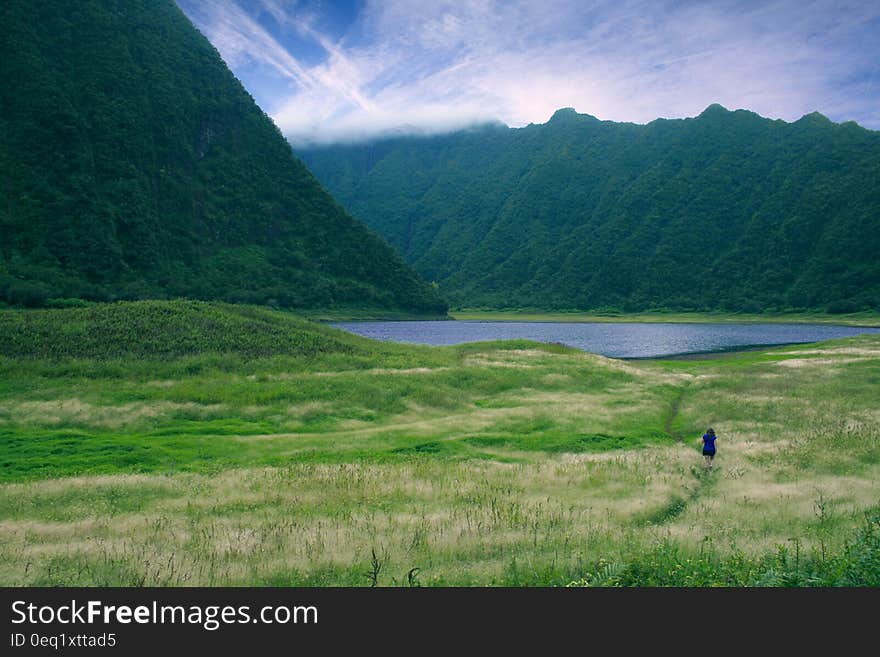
[176,0,880,145]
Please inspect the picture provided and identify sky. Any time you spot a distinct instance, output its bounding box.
[175,0,880,146]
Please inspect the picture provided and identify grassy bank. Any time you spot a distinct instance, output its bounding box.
[1,301,878,585]
[303,308,450,322]
[451,309,880,327]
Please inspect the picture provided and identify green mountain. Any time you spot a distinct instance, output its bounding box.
[0,0,446,314]
[300,106,880,313]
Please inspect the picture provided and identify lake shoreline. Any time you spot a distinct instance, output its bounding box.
[449,310,880,327]
[625,342,800,361]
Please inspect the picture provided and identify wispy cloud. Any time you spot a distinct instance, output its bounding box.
[177,0,880,145]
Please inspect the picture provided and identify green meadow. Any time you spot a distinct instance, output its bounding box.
[1,301,878,586]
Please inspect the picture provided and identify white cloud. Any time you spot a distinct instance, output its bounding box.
[178,0,880,145]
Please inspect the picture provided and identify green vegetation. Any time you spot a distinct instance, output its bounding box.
[2,0,875,591]
[568,510,880,586]
[0,0,446,314]
[1,301,878,586]
[0,300,379,360]
[300,105,880,314]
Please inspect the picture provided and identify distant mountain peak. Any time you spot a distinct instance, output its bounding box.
[548,107,599,124]
[698,103,730,117]
[797,110,832,124]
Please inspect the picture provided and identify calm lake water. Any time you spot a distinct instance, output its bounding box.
[330,320,880,359]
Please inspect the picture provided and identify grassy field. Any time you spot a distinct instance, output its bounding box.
[1,301,878,586]
[451,309,880,327]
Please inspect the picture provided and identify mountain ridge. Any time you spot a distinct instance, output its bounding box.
[299,103,880,313]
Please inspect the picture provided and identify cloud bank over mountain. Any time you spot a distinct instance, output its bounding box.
[177,0,880,145]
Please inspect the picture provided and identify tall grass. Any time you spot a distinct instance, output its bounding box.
[1,302,879,585]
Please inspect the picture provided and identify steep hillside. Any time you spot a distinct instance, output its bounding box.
[0,0,446,314]
[300,106,880,312]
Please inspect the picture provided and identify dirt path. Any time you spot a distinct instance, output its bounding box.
[648,382,718,525]
[664,384,690,441]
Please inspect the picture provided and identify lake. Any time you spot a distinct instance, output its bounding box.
[330,320,880,359]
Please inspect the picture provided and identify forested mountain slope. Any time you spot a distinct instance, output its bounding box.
[300,106,880,312]
[0,0,446,313]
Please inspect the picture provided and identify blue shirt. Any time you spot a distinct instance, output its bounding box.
[702,433,717,451]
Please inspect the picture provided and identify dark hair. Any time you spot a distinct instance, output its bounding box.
[707,427,715,435]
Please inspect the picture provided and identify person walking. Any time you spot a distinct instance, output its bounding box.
[701,427,717,469]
